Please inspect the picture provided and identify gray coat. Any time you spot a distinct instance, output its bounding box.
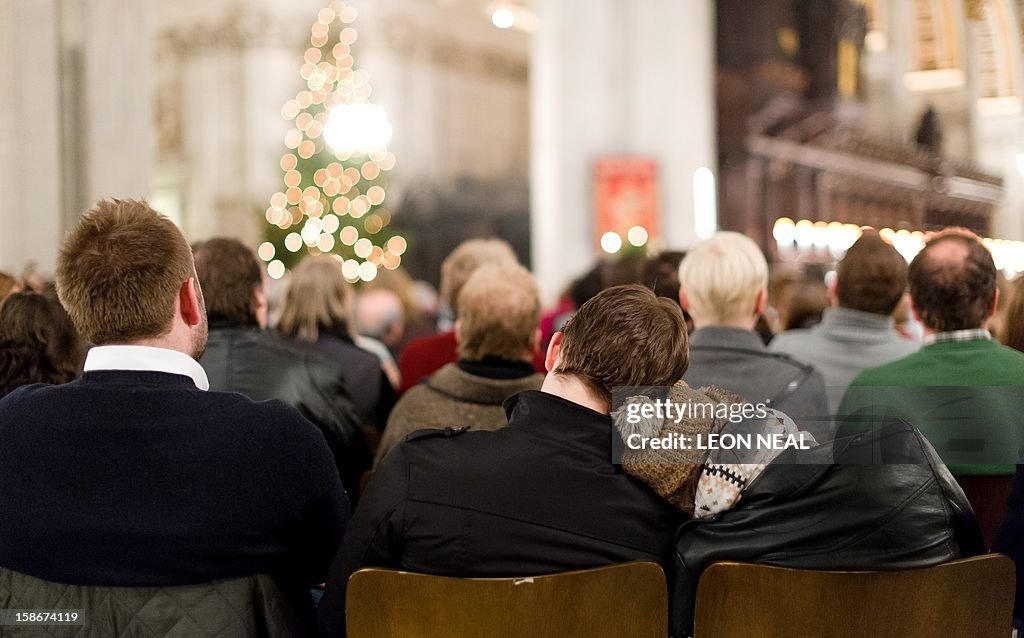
[683,326,830,441]
[769,307,919,414]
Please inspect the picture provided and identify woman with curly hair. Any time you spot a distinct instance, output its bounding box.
[0,291,85,397]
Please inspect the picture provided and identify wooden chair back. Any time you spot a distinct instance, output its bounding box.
[346,561,666,638]
[693,555,1015,638]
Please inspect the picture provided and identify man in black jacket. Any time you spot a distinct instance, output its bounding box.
[193,238,371,498]
[0,200,347,617]
[319,285,689,637]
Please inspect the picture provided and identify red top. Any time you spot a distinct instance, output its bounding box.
[398,330,547,395]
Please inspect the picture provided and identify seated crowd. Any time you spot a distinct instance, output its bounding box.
[1,198,1024,636]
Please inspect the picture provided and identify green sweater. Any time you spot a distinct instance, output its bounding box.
[839,338,1024,475]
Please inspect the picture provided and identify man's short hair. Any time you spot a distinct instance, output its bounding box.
[837,229,908,315]
[457,264,540,362]
[908,228,997,333]
[554,284,689,404]
[677,231,768,325]
[56,199,195,345]
[192,238,262,327]
[440,239,518,316]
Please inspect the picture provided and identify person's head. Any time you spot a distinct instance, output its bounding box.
[908,228,998,334]
[355,288,405,347]
[783,278,830,330]
[440,239,518,317]
[834,229,908,315]
[455,264,541,363]
[0,271,20,303]
[55,199,207,356]
[547,284,689,410]
[643,251,687,303]
[677,231,769,329]
[365,267,419,322]
[278,255,354,342]
[0,292,85,396]
[1000,276,1024,353]
[192,238,266,329]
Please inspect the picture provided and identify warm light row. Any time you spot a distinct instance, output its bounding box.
[773,217,1024,277]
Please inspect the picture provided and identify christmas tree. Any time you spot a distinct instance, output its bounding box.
[260,0,405,283]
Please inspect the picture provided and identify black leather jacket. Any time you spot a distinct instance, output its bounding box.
[671,421,985,637]
[200,326,371,499]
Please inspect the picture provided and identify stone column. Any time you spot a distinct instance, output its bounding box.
[529,0,716,301]
[81,0,154,206]
[0,0,63,273]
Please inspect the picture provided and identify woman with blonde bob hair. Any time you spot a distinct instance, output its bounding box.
[278,255,395,428]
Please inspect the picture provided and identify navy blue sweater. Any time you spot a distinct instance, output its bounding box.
[0,370,348,588]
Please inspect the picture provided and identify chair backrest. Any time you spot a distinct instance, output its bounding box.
[346,561,666,638]
[693,555,1015,638]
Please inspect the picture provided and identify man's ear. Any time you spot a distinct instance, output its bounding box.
[908,295,923,325]
[453,318,463,345]
[254,285,268,329]
[678,288,690,311]
[179,278,203,328]
[754,288,768,316]
[545,331,563,373]
[986,288,1000,324]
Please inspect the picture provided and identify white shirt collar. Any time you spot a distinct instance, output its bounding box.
[83,345,210,391]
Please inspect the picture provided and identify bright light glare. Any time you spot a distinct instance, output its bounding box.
[323,104,393,154]
[267,260,286,280]
[600,231,622,254]
[627,226,649,247]
[491,8,515,28]
[693,167,717,240]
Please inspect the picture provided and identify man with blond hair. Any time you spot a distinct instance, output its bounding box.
[319,285,687,637]
[397,238,522,392]
[374,264,545,464]
[679,231,828,438]
[0,200,347,629]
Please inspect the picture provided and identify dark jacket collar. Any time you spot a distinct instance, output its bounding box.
[457,356,536,380]
[689,326,767,351]
[502,390,614,452]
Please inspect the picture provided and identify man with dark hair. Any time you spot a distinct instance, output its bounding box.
[771,229,918,413]
[318,285,686,637]
[194,238,371,498]
[0,200,347,630]
[840,228,1024,548]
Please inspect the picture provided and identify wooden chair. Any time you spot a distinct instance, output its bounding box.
[693,555,1016,638]
[346,561,666,638]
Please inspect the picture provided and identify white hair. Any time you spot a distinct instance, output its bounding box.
[678,231,768,325]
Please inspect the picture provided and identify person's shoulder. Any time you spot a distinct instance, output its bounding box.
[0,382,65,413]
[768,329,815,354]
[848,350,923,386]
[202,389,321,436]
[399,424,498,459]
[759,347,816,374]
[400,331,454,358]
